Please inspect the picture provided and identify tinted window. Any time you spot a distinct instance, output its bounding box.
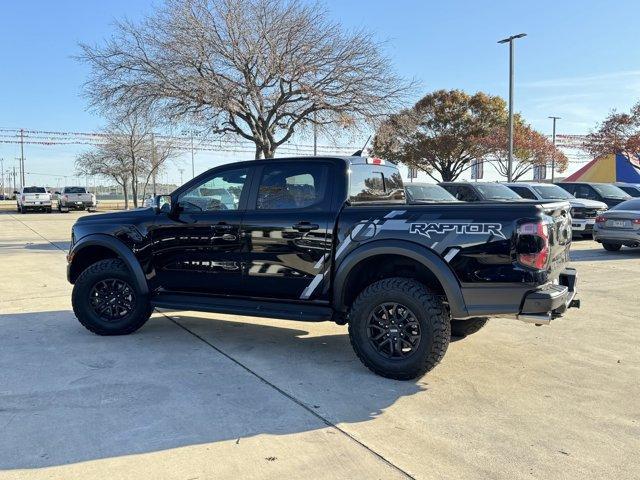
[179,168,248,211]
[612,198,640,210]
[592,184,631,199]
[23,187,46,193]
[509,186,537,199]
[617,186,640,196]
[64,187,87,194]
[475,183,522,200]
[532,185,574,200]
[349,164,404,203]
[456,185,479,201]
[574,184,597,199]
[257,163,328,210]
[558,183,576,194]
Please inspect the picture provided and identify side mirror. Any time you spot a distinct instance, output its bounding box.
[156,195,172,214]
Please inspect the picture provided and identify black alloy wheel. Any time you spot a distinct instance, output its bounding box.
[366,302,421,359]
[89,278,136,321]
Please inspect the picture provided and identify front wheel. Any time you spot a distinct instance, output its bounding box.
[348,277,450,380]
[72,259,153,335]
[603,242,622,252]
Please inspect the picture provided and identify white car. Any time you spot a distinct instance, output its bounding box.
[16,186,52,213]
[504,182,608,238]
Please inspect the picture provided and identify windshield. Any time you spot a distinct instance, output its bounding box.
[612,198,640,210]
[64,187,87,194]
[405,184,457,201]
[592,184,631,199]
[475,183,521,200]
[532,185,574,200]
[23,187,46,194]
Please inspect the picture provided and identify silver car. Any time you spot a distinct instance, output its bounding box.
[593,198,640,251]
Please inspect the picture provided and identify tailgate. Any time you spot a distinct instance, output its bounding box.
[542,202,572,278]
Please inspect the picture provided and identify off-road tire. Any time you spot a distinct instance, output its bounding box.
[603,242,622,252]
[348,277,450,380]
[451,317,488,338]
[72,258,153,336]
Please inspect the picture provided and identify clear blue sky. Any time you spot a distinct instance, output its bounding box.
[1,0,640,185]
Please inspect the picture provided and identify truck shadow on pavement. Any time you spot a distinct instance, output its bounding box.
[569,247,640,262]
[0,309,425,470]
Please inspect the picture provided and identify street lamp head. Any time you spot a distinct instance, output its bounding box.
[498,33,527,43]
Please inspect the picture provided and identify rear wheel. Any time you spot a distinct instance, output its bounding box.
[603,242,622,252]
[348,277,450,380]
[451,317,488,338]
[72,259,152,335]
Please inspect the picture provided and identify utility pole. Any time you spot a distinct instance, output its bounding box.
[498,33,527,182]
[178,168,184,185]
[151,133,157,196]
[190,133,195,178]
[0,158,4,198]
[12,166,17,194]
[549,116,561,182]
[19,129,26,188]
[313,112,318,156]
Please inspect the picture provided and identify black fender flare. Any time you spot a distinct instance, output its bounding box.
[68,234,149,295]
[332,239,468,318]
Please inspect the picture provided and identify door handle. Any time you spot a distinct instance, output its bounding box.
[293,222,319,232]
[212,222,234,231]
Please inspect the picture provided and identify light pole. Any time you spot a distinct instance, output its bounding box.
[498,33,527,182]
[548,116,560,182]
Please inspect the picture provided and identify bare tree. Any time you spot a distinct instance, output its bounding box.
[76,148,131,209]
[78,0,411,159]
[76,112,176,208]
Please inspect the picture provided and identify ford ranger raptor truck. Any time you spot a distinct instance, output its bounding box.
[67,156,579,379]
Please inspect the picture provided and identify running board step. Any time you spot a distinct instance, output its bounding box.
[151,293,333,322]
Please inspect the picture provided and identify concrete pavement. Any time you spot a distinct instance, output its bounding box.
[1,210,639,479]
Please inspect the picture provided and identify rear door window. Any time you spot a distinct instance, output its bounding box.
[23,187,46,194]
[256,163,329,210]
[349,165,404,203]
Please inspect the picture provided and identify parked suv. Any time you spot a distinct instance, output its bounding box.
[504,182,607,237]
[67,156,579,379]
[16,186,52,213]
[439,182,524,202]
[555,182,630,208]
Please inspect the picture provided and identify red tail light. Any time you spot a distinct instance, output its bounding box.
[517,222,549,270]
[595,215,606,224]
[633,219,640,225]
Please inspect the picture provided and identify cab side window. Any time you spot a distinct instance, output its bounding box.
[256,163,329,210]
[456,185,478,202]
[178,168,248,212]
[575,184,597,199]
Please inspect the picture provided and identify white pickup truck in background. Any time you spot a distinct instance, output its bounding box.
[16,186,52,213]
[58,186,97,212]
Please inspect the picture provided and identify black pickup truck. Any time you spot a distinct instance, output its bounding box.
[67,156,579,379]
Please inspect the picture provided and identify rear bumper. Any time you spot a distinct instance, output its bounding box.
[62,201,96,209]
[571,218,595,232]
[517,267,579,324]
[22,201,51,207]
[593,228,640,246]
